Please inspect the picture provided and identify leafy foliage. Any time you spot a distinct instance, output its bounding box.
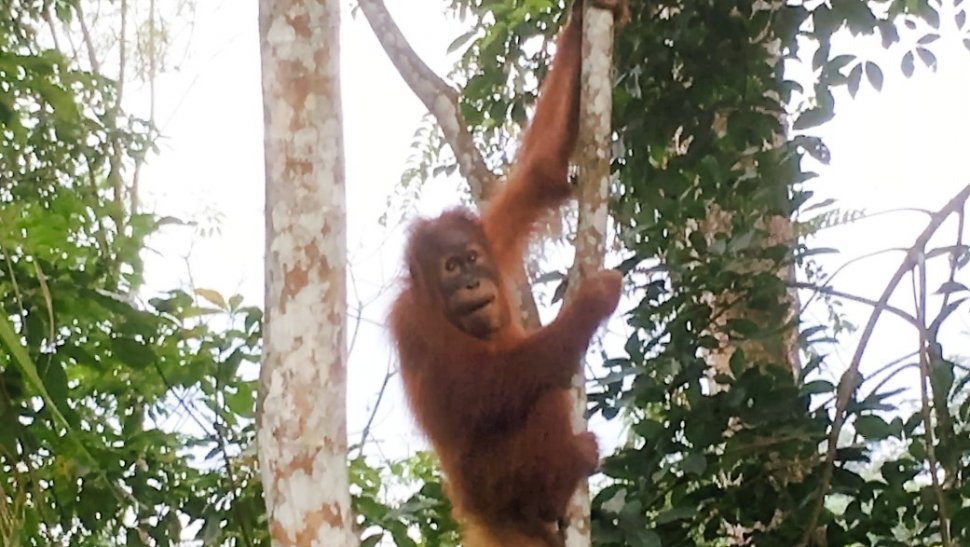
[4,0,968,545]
[374,0,970,545]
[0,2,267,545]
[352,452,460,547]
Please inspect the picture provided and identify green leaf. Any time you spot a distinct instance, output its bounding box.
[793,107,834,130]
[728,230,755,253]
[112,337,155,368]
[0,96,15,126]
[726,318,760,337]
[682,453,707,475]
[226,383,256,418]
[657,506,695,524]
[923,4,941,28]
[901,51,915,77]
[36,80,80,123]
[800,379,835,396]
[854,414,894,440]
[447,29,477,54]
[40,360,70,417]
[629,529,662,547]
[936,280,968,294]
[827,54,855,72]
[916,47,937,71]
[633,419,663,440]
[847,63,862,97]
[195,288,227,309]
[0,314,92,467]
[864,62,883,91]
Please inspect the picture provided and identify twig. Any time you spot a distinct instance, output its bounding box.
[42,6,62,51]
[800,247,908,312]
[356,359,396,458]
[75,3,101,72]
[937,207,965,317]
[793,281,919,328]
[347,267,364,356]
[914,252,952,546]
[131,0,159,212]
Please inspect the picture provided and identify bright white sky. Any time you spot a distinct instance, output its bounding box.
[135,0,970,462]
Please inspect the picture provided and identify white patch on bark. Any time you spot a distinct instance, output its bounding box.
[564,6,616,547]
[258,0,356,544]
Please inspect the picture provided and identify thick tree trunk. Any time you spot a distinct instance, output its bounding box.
[257,1,357,545]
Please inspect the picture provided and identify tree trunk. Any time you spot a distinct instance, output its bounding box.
[562,5,618,546]
[257,1,357,545]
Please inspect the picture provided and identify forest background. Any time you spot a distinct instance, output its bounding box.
[1,0,969,545]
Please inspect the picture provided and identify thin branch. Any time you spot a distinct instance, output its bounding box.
[814,352,918,411]
[42,6,62,51]
[75,3,101,73]
[356,360,396,458]
[357,0,496,200]
[357,0,542,328]
[793,281,919,328]
[938,207,965,317]
[84,159,114,259]
[798,181,970,546]
[131,0,159,212]
[865,363,918,403]
[76,2,125,221]
[800,247,908,312]
[107,0,129,215]
[0,245,26,325]
[347,267,365,356]
[915,253,951,546]
[148,0,157,123]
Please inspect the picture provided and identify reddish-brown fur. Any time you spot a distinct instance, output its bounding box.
[389,3,622,545]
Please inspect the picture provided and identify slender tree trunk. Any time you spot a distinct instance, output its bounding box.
[563,5,617,546]
[257,1,357,545]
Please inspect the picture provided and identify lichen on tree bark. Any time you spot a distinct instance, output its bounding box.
[257,0,357,545]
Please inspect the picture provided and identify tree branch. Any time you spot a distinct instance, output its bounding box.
[792,281,919,328]
[798,181,970,547]
[357,0,496,200]
[562,3,618,545]
[914,253,952,547]
[357,0,542,328]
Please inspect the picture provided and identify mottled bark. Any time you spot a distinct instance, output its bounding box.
[562,6,617,546]
[701,1,800,384]
[700,207,800,381]
[688,3,801,544]
[257,1,357,545]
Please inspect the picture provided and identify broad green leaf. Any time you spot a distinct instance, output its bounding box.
[855,414,894,440]
[901,51,915,77]
[195,288,227,309]
[682,453,707,475]
[793,107,834,130]
[864,62,883,91]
